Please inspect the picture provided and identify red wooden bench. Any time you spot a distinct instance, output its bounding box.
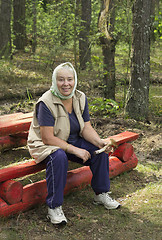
[0,112,32,151]
[0,112,139,217]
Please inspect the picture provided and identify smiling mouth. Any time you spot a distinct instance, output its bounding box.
[62,88,71,91]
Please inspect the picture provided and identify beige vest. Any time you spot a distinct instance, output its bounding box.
[27,90,86,163]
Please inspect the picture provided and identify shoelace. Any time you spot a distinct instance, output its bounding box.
[103,192,114,202]
[55,206,64,216]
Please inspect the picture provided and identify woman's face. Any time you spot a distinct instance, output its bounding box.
[56,68,75,97]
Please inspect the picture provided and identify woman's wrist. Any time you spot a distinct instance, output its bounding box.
[98,140,106,149]
[65,143,69,152]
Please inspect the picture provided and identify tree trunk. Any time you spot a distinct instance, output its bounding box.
[13,0,26,50]
[125,0,152,121]
[0,0,12,58]
[98,0,116,100]
[79,0,91,70]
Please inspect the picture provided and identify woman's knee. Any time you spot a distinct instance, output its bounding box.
[47,149,68,167]
[91,151,109,165]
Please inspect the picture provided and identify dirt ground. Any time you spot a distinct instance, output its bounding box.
[0,95,161,240]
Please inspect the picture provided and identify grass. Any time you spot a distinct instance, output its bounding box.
[149,85,162,117]
[0,159,161,240]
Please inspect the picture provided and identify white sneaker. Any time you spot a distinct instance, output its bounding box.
[93,192,120,209]
[47,206,67,224]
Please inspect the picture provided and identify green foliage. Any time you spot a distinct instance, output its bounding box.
[26,87,33,101]
[90,0,101,44]
[149,85,162,117]
[153,11,162,40]
[88,97,119,117]
[88,54,104,79]
[114,0,133,43]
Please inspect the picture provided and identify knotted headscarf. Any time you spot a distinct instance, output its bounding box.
[50,62,77,100]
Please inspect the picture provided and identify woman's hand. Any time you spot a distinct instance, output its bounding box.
[73,148,91,163]
[104,139,117,154]
[103,142,114,154]
[94,139,117,155]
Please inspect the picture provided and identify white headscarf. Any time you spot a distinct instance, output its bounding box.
[50,62,77,100]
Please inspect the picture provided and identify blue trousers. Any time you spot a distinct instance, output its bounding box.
[45,138,110,209]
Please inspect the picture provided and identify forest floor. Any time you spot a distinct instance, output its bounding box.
[0,50,161,240]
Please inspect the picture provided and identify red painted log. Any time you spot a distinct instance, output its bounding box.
[0,197,8,208]
[0,112,24,122]
[0,112,33,122]
[0,118,32,137]
[111,142,134,162]
[109,153,138,176]
[0,112,33,137]
[0,180,23,204]
[104,131,139,145]
[64,166,93,194]
[11,131,29,139]
[0,197,43,217]
[0,155,138,217]
[0,160,46,183]
[22,180,47,203]
[0,167,92,217]
[0,135,27,152]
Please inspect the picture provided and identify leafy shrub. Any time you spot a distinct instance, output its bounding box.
[88,97,119,117]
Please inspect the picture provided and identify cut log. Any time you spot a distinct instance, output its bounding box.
[0,118,32,137]
[111,142,134,162]
[0,160,46,183]
[103,131,139,145]
[0,112,24,122]
[0,112,33,122]
[109,153,138,176]
[0,135,27,152]
[0,180,23,204]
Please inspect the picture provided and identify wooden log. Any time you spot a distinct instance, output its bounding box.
[0,112,33,122]
[0,167,92,217]
[0,154,138,217]
[0,160,46,183]
[0,112,24,122]
[0,135,27,152]
[0,180,23,204]
[111,142,134,162]
[0,197,8,208]
[0,197,43,217]
[104,131,139,145]
[109,153,138,176]
[22,180,47,204]
[0,118,32,137]
[10,131,29,139]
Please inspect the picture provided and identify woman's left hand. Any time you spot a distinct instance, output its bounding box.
[97,139,117,154]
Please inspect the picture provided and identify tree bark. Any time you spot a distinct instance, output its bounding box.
[13,0,26,50]
[98,0,116,100]
[125,0,152,120]
[0,0,12,58]
[79,0,91,70]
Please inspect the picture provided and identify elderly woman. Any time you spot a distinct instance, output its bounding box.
[27,62,120,225]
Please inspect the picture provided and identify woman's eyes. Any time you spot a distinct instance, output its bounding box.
[58,78,73,82]
[58,78,64,82]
